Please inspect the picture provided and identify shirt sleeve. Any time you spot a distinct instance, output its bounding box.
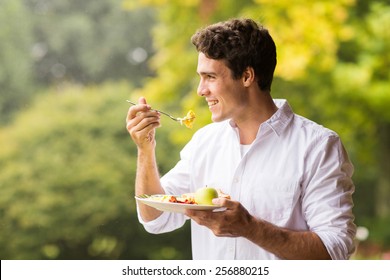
[302,133,356,260]
[137,204,188,234]
[137,132,197,234]
[160,138,194,195]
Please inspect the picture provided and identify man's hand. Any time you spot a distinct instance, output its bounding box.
[185,198,255,237]
[126,97,164,222]
[187,198,331,260]
[126,97,160,151]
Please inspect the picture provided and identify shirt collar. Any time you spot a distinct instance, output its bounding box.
[228,99,294,137]
[264,99,294,137]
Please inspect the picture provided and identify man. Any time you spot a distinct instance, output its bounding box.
[126,18,356,259]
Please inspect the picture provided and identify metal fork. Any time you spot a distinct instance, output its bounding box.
[126,100,183,122]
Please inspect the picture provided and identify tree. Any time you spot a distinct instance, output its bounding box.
[0,0,34,123]
[331,2,390,247]
[0,82,191,259]
[1,0,156,124]
[25,0,155,86]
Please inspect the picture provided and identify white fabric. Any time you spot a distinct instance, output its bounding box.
[240,144,252,158]
[137,99,356,260]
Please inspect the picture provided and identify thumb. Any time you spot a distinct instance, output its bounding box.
[138,96,147,105]
[212,197,233,207]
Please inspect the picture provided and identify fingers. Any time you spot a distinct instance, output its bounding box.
[125,96,161,147]
[126,96,157,125]
[185,199,236,220]
[212,197,234,208]
[127,112,160,142]
[126,100,151,122]
[127,110,160,131]
[185,200,251,237]
[185,209,235,237]
[127,117,160,143]
[126,108,160,134]
[185,209,216,227]
[138,96,147,105]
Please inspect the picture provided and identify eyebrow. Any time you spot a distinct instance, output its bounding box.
[198,71,217,76]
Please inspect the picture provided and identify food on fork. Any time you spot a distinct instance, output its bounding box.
[179,110,196,128]
[126,100,195,129]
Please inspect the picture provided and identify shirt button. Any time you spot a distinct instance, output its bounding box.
[233,178,239,183]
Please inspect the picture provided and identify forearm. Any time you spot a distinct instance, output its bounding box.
[246,217,331,260]
[135,149,165,222]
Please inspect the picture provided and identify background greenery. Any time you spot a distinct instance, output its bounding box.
[0,0,389,259]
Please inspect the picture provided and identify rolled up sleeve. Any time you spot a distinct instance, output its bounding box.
[136,204,187,234]
[303,134,356,259]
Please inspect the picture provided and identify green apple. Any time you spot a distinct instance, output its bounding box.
[194,186,218,205]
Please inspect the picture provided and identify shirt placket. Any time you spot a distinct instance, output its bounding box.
[226,148,249,259]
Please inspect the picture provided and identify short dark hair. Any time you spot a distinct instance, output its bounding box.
[191,18,277,91]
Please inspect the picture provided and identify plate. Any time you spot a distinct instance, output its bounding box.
[135,195,223,213]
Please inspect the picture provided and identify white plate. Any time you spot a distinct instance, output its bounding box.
[135,195,223,213]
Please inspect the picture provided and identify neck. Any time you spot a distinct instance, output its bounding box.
[235,91,278,145]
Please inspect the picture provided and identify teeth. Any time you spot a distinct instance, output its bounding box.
[208,100,218,106]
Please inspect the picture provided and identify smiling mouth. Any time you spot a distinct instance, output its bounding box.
[208,100,218,107]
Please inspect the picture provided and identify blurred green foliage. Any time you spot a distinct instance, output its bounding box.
[0,0,34,123]
[0,82,190,259]
[0,0,389,259]
[0,0,155,124]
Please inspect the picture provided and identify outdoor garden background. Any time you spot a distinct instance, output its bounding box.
[1,0,389,259]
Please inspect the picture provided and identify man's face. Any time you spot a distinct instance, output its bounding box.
[196,53,247,123]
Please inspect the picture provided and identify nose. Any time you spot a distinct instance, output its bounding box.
[197,80,209,97]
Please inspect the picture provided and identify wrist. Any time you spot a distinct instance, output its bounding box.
[137,147,155,157]
[243,214,262,241]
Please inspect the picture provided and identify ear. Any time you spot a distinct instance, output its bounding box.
[242,67,256,87]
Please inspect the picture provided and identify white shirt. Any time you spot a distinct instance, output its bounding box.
[138,99,356,260]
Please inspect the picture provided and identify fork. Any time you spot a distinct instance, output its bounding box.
[126,100,183,122]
